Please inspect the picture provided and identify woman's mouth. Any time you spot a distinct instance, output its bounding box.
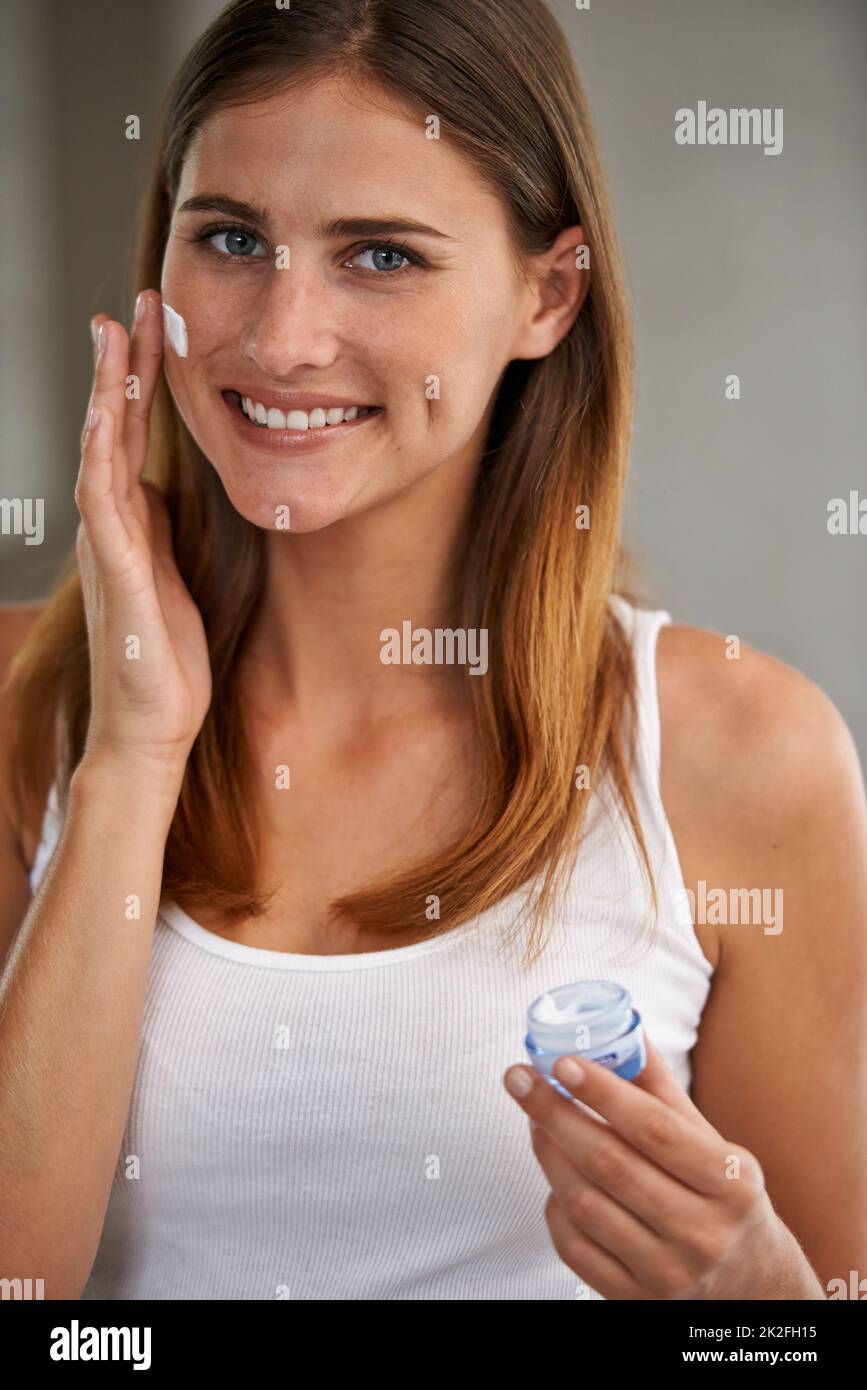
[221,389,383,452]
[228,390,379,430]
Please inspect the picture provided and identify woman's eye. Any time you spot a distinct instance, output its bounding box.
[351,244,412,274]
[206,228,267,258]
[194,228,418,273]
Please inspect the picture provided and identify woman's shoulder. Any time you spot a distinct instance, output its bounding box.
[0,601,50,868]
[655,621,858,801]
[655,620,862,936]
[0,600,46,660]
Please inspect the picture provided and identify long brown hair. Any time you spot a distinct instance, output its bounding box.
[4,0,658,968]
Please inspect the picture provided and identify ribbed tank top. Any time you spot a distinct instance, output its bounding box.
[27,595,714,1300]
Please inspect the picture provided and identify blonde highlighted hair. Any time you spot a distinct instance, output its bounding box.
[4,0,657,967]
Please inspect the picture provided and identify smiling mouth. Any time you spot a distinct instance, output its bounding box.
[222,390,382,432]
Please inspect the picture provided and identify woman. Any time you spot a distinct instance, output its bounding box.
[0,0,864,1301]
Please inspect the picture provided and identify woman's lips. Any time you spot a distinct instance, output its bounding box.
[220,389,383,452]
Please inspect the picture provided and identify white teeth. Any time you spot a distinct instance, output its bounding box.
[238,395,374,429]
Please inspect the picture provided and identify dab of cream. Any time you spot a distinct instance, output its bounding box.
[162,302,188,357]
[534,992,569,1023]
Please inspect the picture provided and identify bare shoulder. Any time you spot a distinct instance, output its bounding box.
[654,623,867,1288]
[655,622,865,970]
[656,621,861,842]
[0,601,49,854]
[0,602,48,971]
[0,600,46,669]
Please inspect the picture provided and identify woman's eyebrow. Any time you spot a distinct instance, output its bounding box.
[177,194,269,224]
[319,215,454,241]
[176,195,454,241]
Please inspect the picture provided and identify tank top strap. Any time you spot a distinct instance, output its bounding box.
[28,781,62,894]
[28,606,674,896]
[607,592,672,795]
[26,703,68,896]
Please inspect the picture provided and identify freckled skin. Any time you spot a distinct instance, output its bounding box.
[159,75,580,535]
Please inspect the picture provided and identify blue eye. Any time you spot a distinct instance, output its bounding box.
[198,224,268,258]
[352,243,412,274]
[191,223,425,277]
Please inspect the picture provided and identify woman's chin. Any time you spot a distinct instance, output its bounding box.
[222,489,364,535]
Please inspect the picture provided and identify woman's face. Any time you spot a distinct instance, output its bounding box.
[160,76,564,532]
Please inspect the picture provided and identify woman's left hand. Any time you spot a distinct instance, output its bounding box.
[503,1034,813,1300]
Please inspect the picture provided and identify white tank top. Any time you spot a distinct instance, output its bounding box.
[27,595,714,1300]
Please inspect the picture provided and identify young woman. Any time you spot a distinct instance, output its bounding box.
[0,0,864,1301]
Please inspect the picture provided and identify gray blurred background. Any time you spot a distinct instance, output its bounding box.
[1,0,865,760]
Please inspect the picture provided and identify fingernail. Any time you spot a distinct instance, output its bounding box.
[97,324,106,355]
[558,1057,585,1086]
[505,1067,535,1098]
[89,318,97,346]
[134,291,146,322]
[86,406,102,434]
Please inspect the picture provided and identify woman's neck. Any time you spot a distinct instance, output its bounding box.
[244,476,477,728]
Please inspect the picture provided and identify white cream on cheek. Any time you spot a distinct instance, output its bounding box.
[162,302,189,357]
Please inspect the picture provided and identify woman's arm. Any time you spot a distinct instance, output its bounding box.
[0,296,212,1298]
[658,623,867,1295]
[0,604,184,1298]
[0,750,184,1298]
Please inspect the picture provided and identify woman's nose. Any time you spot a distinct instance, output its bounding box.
[241,262,341,375]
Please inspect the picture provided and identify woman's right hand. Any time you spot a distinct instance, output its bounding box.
[75,290,212,778]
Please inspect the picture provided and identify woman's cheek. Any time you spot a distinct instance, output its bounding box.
[162,302,189,357]
[158,293,207,410]
[159,338,199,442]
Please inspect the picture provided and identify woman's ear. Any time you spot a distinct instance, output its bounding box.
[510,226,590,361]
